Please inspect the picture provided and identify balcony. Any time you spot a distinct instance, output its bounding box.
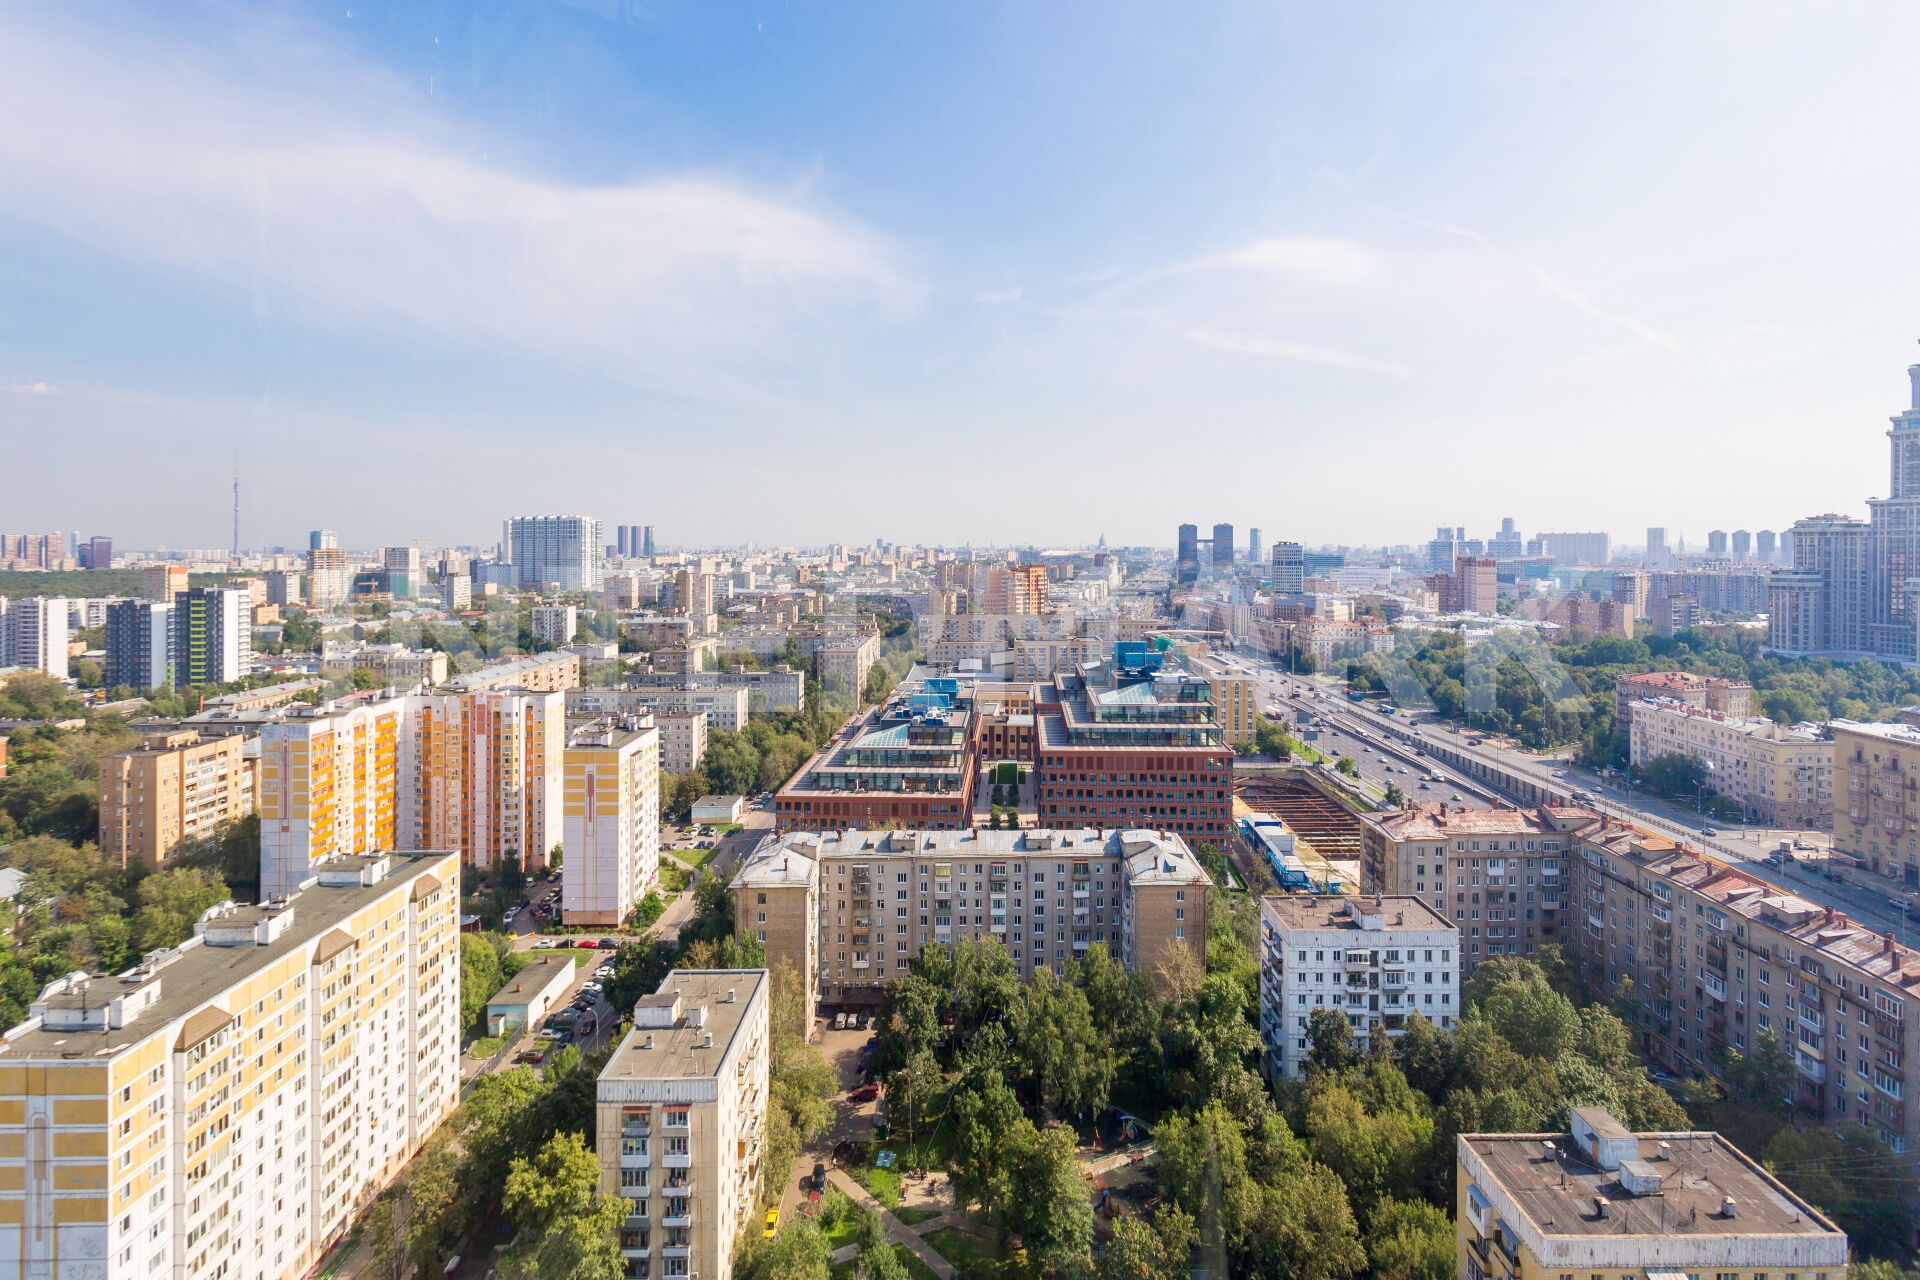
[1381,955,1407,971]
[1795,1052,1828,1084]
[661,1247,691,1260]
[1704,975,1727,1003]
[621,1149,651,1169]
[661,1151,692,1169]
[662,1211,692,1229]
[1800,1010,1825,1035]
[1343,954,1374,971]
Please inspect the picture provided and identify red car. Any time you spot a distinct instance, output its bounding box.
[577,940,600,949]
[849,1084,879,1103]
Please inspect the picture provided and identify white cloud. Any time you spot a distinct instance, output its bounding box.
[0,13,915,405]
[1185,236,1379,285]
[5,381,55,395]
[975,288,1022,304]
[1187,328,1409,377]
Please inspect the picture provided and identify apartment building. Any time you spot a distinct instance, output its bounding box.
[816,634,880,700]
[258,697,406,899]
[733,826,1210,1008]
[401,689,568,874]
[0,851,462,1280]
[562,719,661,926]
[306,533,349,612]
[99,729,256,868]
[1455,1109,1846,1280]
[1831,719,1920,888]
[505,515,604,592]
[1648,594,1703,637]
[1361,802,1594,964]
[775,701,975,833]
[1628,697,1833,828]
[316,641,448,687]
[172,587,251,689]
[596,970,769,1280]
[1566,813,1920,1153]
[654,710,707,774]
[143,565,190,604]
[569,684,750,734]
[984,565,1049,615]
[1181,652,1256,742]
[1614,671,1753,729]
[441,651,580,693]
[1256,894,1458,1081]
[1035,657,1233,846]
[1010,637,1104,682]
[264,570,302,607]
[671,569,716,619]
[532,604,578,648]
[0,596,69,680]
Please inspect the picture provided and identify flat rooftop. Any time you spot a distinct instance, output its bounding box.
[1465,1130,1842,1240]
[0,852,455,1059]
[601,969,766,1082]
[1261,893,1453,932]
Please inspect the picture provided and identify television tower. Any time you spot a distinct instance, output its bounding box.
[231,451,240,559]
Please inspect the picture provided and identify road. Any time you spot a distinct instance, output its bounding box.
[1221,649,1920,944]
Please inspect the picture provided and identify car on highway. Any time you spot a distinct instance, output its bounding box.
[1701,827,1717,837]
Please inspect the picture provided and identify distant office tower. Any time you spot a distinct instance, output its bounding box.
[171,586,250,688]
[259,696,407,899]
[1247,528,1262,567]
[1646,526,1669,569]
[504,515,604,591]
[616,525,629,557]
[1271,541,1305,594]
[1488,517,1524,560]
[0,532,66,570]
[78,535,113,569]
[1731,529,1751,560]
[105,599,173,691]
[1756,529,1777,564]
[642,525,655,557]
[1707,529,1729,557]
[531,604,578,647]
[1211,522,1234,567]
[142,564,189,602]
[382,545,421,598]
[308,530,349,610]
[265,569,303,606]
[1176,523,1199,581]
[0,596,69,680]
[1426,526,1458,573]
[561,719,661,925]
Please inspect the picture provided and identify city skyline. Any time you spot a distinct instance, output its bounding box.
[7,4,1920,548]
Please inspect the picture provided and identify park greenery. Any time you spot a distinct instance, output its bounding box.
[1343,624,1920,755]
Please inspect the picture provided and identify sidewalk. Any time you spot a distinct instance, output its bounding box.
[825,1169,957,1280]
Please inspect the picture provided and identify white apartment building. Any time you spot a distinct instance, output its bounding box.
[532,604,579,648]
[0,851,461,1280]
[1628,696,1834,828]
[568,685,751,734]
[1257,894,1458,1081]
[563,719,662,927]
[0,595,70,680]
[597,971,769,1280]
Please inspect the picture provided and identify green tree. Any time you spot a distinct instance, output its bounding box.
[1763,1124,1919,1257]
[498,1131,625,1280]
[949,1069,1028,1216]
[363,1193,412,1280]
[1636,751,1709,801]
[1018,967,1115,1120]
[1007,1123,1095,1274]
[1364,1197,1452,1280]
[459,932,504,1034]
[1305,1006,1357,1073]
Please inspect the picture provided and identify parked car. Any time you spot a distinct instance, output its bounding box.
[857,1012,870,1030]
[1701,827,1718,837]
[596,938,618,949]
[764,1209,780,1238]
[579,1016,597,1037]
[850,1083,880,1103]
[517,1047,547,1064]
[812,1162,827,1192]
[834,1012,848,1031]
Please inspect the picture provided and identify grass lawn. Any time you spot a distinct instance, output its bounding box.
[466,1038,503,1059]
[893,1206,942,1227]
[922,1228,1009,1280]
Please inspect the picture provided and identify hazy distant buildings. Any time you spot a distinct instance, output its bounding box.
[1212,522,1234,567]
[1176,523,1199,582]
[1426,526,1458,573]
[1530,530,1611,565]
[1707,529,1729,556]
[1732,529,1752,559]
[1247,527,1262,566]
[1769,349,1920,663]
[505,515,604,591]
[1488,517,1524,560]
[308,529,350,610]
[1757,528,1778,563]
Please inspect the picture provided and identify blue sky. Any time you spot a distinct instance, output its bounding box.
[5,2,1920,552]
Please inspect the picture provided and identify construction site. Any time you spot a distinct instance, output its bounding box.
[1231,766,1373,894]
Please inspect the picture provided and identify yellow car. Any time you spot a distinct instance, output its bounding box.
[764,1208,779,1238]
